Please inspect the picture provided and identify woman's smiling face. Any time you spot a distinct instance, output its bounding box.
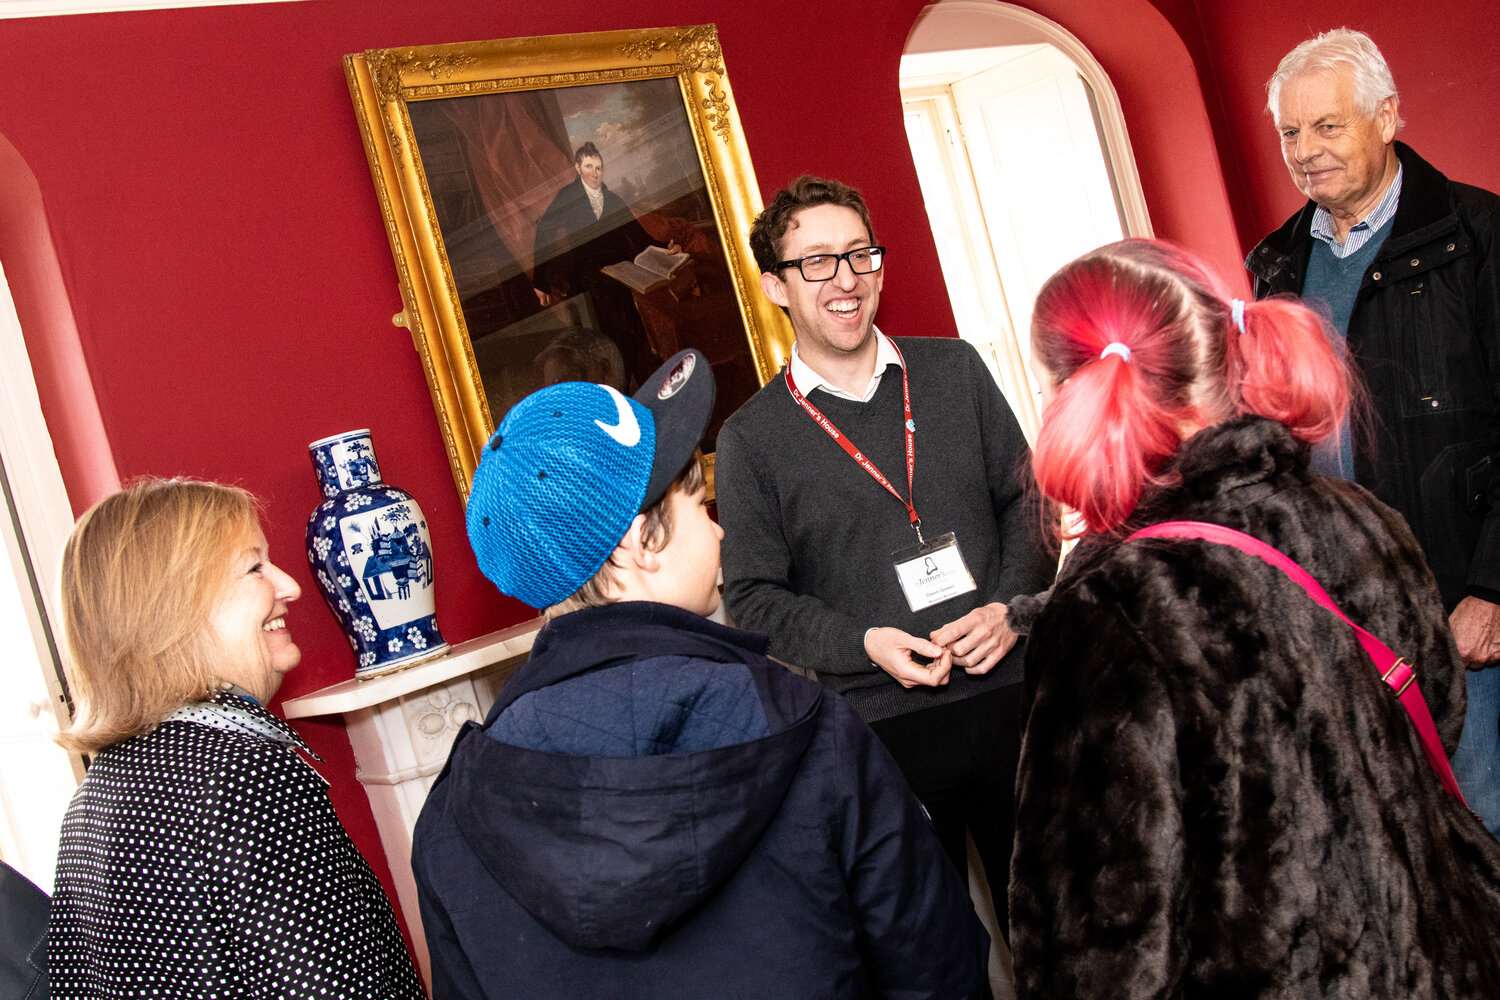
[208,524,302,702]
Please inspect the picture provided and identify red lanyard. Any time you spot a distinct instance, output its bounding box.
[784,339,923,541]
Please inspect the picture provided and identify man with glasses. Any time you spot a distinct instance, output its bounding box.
[715,175,1053,934]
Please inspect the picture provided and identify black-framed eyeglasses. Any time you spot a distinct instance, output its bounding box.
[772,246,887,282]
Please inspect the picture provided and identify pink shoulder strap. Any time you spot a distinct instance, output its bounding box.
[1127,519,1469,807]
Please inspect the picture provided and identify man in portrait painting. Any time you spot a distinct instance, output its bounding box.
[532,142,678,390]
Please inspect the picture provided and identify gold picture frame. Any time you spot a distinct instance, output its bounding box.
[345,25,791,504]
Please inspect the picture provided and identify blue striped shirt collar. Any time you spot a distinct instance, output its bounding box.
[1310,162,1403,258]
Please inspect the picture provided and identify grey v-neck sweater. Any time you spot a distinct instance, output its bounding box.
[716,335,1054,722]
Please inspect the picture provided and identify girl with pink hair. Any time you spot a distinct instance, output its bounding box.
[1010,239,1500,998]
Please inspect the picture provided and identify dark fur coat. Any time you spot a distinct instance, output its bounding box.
[1011,417,1500,999]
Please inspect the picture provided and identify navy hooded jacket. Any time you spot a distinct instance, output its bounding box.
[411,602,990,999]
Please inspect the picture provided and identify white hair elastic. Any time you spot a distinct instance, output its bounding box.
[1099,342,1132,363]
[1230,298,1247,334]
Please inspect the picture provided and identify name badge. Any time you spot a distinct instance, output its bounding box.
[891,531,977,613]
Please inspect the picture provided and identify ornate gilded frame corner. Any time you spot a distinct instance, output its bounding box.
[345,25,791,505]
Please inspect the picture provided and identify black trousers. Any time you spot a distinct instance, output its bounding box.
[870,682,1023,940]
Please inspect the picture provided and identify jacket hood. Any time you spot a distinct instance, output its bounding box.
[443,603,823,952]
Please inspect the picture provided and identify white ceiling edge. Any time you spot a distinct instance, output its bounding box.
[0,0,306,18]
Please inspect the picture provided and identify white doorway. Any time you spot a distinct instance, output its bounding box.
[901,0,1152,440]
[0,260,84,894]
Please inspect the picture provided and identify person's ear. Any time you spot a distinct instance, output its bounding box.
[1376,96,1399,144]
[760,270,789,308]
[615,514,654,572]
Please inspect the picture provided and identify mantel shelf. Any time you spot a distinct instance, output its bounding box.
[281,617,543,720]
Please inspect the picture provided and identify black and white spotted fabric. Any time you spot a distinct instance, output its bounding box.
[48,690,425,998]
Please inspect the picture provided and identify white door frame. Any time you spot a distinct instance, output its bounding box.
[907,0,1153,240]
[0,261,82,754]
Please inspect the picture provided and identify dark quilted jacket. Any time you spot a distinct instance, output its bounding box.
[413,602,989,999]
[1011,417,1500,998]
[1247,142,1500,609]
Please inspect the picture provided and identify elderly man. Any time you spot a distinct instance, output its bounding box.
[1248,28,1500,833]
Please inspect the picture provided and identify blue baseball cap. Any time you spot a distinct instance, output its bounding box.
[466,349,714,608]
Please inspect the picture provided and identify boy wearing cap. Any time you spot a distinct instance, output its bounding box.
[412,348,991,999]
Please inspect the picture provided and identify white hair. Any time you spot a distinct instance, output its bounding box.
[1266,28,1403,127]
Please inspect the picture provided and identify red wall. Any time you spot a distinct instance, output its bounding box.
[0,0,1238,936]
[1188,0,1500,249]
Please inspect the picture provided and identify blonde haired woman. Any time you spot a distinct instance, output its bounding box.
[47,478,423,999]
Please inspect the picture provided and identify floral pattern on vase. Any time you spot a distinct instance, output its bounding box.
[306,429,448,678]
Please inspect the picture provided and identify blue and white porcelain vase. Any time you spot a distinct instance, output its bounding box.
[305,429,448,678]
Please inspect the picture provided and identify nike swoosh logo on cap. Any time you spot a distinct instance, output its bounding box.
[594,385,642,447]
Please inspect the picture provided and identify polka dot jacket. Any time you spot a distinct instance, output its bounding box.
[47,690,426,998]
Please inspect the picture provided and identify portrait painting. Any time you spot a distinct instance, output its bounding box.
[346,26,791,502]
[407,77,759,427]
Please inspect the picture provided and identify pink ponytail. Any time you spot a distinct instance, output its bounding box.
[1030,239,1359,539]
[1034,352,1183,537]
[1228,296,1354,444]
[1030,246,1203,536]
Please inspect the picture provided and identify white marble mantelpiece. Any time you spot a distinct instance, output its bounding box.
[282,616,543,985]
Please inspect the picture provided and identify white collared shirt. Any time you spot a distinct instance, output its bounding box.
[585,183,605,220]
[790,327,901,403]
[1310,163,1403,258]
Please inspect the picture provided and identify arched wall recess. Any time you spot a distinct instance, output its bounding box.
[0,131,105,889]
[902,0,1155,440]
[906,0,1153,239]
[0,131,119,517]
